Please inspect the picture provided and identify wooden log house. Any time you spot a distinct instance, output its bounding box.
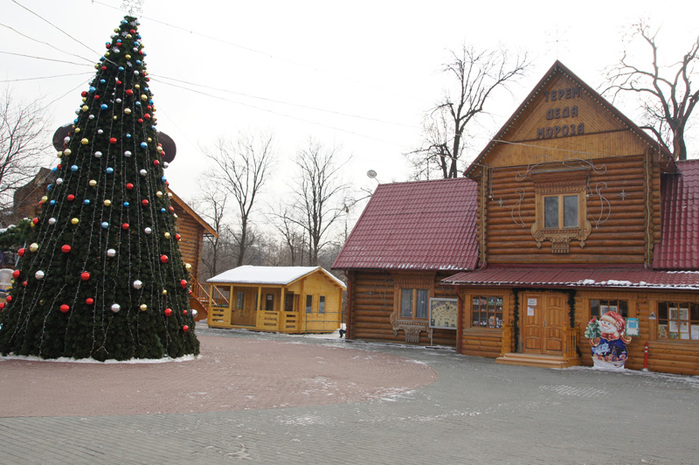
[333,178,479,347]
[334,61,699,375]
[206,265,345,334]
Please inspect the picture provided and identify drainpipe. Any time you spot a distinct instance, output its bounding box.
[344,271,353,340]
[456,285,463,354]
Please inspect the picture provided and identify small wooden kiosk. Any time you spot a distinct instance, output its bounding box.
[206,265,345,333]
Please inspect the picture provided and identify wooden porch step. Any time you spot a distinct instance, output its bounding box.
[496,352,581,369]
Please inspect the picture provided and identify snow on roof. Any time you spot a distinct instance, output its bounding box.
[443,265,699,290]
[207,265,345,288]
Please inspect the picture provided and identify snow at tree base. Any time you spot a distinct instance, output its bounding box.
[0,16,200,360]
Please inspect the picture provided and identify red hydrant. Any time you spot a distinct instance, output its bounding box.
[642,341,649,371]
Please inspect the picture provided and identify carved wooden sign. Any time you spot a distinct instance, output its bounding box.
[536,86,584,140]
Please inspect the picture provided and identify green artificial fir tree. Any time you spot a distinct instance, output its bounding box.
[0,16,199,360]
[584,317,601,340]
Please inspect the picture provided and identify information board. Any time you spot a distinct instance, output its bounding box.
[429,298,458,330]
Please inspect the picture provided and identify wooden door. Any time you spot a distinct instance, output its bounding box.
[543,294,566,353]
[522,292,567,355]
[523,293,544,352]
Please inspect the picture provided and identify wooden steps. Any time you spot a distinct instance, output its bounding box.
[496,352,581,369]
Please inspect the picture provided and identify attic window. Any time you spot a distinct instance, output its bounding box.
[530,170,591,252]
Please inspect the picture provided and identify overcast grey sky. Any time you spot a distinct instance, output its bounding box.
[2,0,698,206]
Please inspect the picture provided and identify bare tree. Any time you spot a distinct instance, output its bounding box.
[194,181,234,278]
[407,45,528,179]
[289,139,350,266]
[0,89,51,209]
[269,201,306,266]
[203,131,274,267]
[604,21,699,161]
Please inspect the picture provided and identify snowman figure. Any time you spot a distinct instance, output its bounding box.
[587,311,631,369]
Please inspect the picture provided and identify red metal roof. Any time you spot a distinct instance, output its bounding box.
[333,178,478,271]
[654,160,699,270]
[443,265,699,290]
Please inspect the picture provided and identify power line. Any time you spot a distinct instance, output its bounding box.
[0,72,93,83]
[152,77,407,147]
[0,22,95,65]
[89,0,425,104]
[10,0,102,57]
[0,50,89,66]
[150,74,417,129]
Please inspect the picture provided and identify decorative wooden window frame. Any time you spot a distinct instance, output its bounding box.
[530,170,592,253]
[390,273,435,343]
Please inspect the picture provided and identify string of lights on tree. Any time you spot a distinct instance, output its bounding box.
[0,15,199,361]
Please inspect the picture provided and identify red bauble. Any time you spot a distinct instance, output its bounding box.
[116,80,122,86]
[32,217,39,225]
[22,281,27,287]
[81,91,88,97]
[5,295,12,303]
[164,308,173,317]
[17,248,25,257]
[85,298,94,305]
[137,118,144,124]
[182,310,188,315]
[160,255,168,264]
[121,223,129,230]
[61,244,72,253]
[141,199,149,207]
[0,302,5,310]
[180,279,187,288]
[182,325,189,333]
[109,137,117,144]
[143,113,151,120]
[80,272,90,281]
[101,65,107,70]
[59,304,70,313]
[175,234,181,241]
[126,89,133,96]
[12,270,20,279]
[126,182,134,190]
[67,194,75,202]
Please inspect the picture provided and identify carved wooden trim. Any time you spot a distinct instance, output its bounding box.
[530,170,591,251]
[389,311,428,343]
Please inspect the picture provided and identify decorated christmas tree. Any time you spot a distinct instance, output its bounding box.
[0,16,199,361]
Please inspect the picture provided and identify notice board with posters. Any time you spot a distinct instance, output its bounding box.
[429,298,458,330]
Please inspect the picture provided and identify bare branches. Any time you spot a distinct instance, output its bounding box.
[288,139,350,266]
[0,88,51,209]
[604,21,699,160]
[407,45,529,179]
[203,131,275,266]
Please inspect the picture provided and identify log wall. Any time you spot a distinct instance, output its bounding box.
[347,270,457,347]
[171,202,204,279]
[575,289,699,376]
[480,155,661,265]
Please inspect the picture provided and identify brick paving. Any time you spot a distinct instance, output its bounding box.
[1,325,698,464]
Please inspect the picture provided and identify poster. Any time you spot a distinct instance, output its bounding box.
[625,318,640,336]
[429,298,458,330]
